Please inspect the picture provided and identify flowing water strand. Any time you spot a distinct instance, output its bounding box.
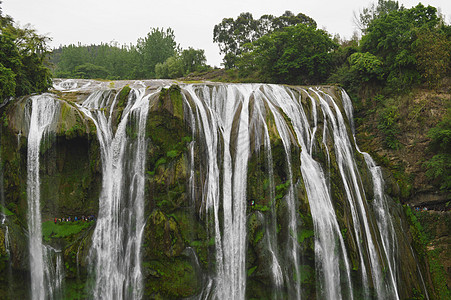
[299,89,353,299]
[260,85,301,299]
[252,92,284,292]
[184,99,197,205]
[316,89,387,298]
[268,86,354,299]
[183,85,223,297]
[184,84,254,299]
[363,153,400,299]
[79,88,151,299]
[343,88,400,298]
[43,246,64,299]
[27,94,60,299]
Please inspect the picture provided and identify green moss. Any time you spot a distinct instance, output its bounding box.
[427,249,450,300]
[297,229,314,244]
[117,85,131,109]
[41,220,94,242]
[0,205,14,216]
[144,258,200,298]
[247,265,257,277]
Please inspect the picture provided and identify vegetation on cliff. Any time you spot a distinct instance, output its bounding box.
[0,2,52,101]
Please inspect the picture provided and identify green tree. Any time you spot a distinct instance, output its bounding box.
[74,63,110,79]
[360,3,441,92]
[180,48,207,74]
[413,27,451,87]
[0,63,16,100]
[348,52,384,82]
[237,23,337,84]
[155,56,184,79]
[424,104,451,191]
[0,2,52,99]
[213,11,316,68]
[136,27,178,78]
[355,0,401,33]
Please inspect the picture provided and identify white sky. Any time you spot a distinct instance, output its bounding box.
[2,0,451,67]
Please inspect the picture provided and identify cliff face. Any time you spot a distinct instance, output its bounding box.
[0,79,438,299]
[355,86,450,207]
[354,83,451,298]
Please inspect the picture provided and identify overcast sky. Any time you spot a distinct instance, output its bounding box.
[2,0,450,67]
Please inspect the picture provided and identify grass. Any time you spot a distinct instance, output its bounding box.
[42,220,94,242]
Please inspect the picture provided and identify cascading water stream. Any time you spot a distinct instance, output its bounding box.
[341,89,400,299]
[256,86,301,299]
[183,84,254,299]
[264,85,354,299]
[26,94,63,299]
[251,94,284,294]
[78,87,152,299]
[183,83,412,299]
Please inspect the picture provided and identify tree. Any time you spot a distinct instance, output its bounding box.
[237,23,337,84]
[348,52,384,82]
[213,11,316,68]
[424,104,451,191]
[180,48,207,74]
[0,2,52,99]
[155,48,207,79]
[74,63,110,79]
[360,3,441,92]
[136,27,178,78]
[155,56,183,79]
[354,0,401,33]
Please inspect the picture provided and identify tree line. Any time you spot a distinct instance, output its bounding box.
[51,28,209,80]
[214,3,450,92]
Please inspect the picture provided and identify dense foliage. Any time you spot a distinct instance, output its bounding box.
[359,3,448,92]
[51,28,208,80]
[212,2,451,89]
[236,23,337,84]
[213,11,316,69]
[0,3,52,101]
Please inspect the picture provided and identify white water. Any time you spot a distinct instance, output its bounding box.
[1,214,10,258]
[26,94,63,299]
[78,87,152,299]
[182,84,409,299]
[259,86,301,299]
[184,84,253,299]
[342,88,400,299]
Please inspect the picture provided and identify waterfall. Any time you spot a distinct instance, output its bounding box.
[78,87,153,299]
[343,87,401,299]
[183,84,253,299]
[279,87,354,299]
[26,94,63,299]
[1,80,429,299]
[182,83,409,300]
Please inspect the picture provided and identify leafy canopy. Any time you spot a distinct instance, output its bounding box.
[0,2,52,100]
[213,11,316,68]
[236,23,337,84]
[360,3,443,92]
